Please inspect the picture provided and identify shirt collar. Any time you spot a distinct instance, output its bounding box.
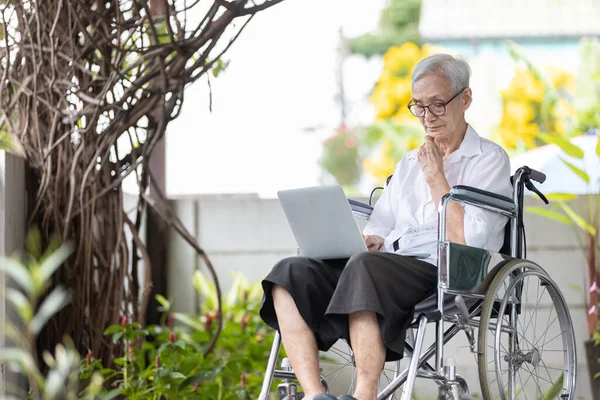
[407,124,482,162]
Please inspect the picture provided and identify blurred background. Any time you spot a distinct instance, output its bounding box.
[161,0,600,398]
[161,0,599,198]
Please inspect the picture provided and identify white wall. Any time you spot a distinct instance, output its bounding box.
[167,194,593,399]
[0,151,26,395]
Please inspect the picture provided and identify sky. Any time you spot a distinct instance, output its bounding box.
[163,0,387,198]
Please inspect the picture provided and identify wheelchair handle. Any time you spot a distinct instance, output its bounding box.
[528,168,546,184]
[520,165,546,184]
[516,166,549,204]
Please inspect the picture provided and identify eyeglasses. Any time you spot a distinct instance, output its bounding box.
[407,88,466,117]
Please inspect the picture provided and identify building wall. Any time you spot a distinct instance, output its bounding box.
[167,194,593,398]
[0,152,26,395]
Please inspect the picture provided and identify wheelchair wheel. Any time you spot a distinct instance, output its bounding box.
[477,260,576,399]
[318,340,405,399]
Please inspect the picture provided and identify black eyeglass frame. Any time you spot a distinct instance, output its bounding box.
[407,87,467,117]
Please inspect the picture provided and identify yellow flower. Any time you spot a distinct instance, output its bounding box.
[364,140,396,183]
[548,67,576,92]
[554,120,566,134]
[406,136,420,151]
[503,101,534,125]
[371,43,439,122]
[498,63,575,151]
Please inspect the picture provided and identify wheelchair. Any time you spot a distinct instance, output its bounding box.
[258,166,577,400]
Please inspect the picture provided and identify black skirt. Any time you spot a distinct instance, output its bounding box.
[259,251,438,361]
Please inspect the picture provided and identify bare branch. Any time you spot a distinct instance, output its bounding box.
[0,0,288,365]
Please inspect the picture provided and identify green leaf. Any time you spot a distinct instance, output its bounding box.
[103,325,123,335]
[112,331,124,344]
[173,313,204,332]
[36,242,74,288]
[179,372,206,389]
[559,203,597,235]
[5,288,33,322]
[30,286,71,335]
[170,371,186,380]
[561,158,590,183]
[155,294,171,311]
[193,270,217,310]
[25,228,43,260]
[97,389,122,400]
[538,133,585,158]
[211,58,230,78]
[3,322,26,345]
[541,372,563,399]
[0,348,39,377]
[0,257,33,294]
[567,283,582,292]
[225,272,247,307]
[597,135,600,157]
[545,193,577,202]
[525,206,572,225]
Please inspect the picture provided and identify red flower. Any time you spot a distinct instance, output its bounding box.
[167,312,175,329]
[241,314,250,332]
[344,136,357,149]
[168,331,177,344]
[154,355,161,368]
[121,315,128,327]
[205,313,214,331]
[193,383,199,391]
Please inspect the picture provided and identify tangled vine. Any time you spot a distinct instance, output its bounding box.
[0,0,285,363]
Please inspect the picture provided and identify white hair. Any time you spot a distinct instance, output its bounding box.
[411,54,471,93]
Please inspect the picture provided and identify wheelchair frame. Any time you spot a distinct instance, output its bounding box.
[259,166,576,400]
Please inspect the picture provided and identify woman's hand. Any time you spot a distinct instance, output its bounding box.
[364,235,384,252]
[417,135,445,183]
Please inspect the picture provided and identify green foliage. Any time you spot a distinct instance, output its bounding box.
[348,0,422,58]
[0,130,10,151]
[82,271,281,400]
[1,235,281,399]
[0,234,104,400]
[540,373,564,400]
[523,42,600,339]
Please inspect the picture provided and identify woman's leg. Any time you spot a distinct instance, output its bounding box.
[273,285,323,399]
[260,256,347,400]
[326,252,438,400]
[348,310,386,400]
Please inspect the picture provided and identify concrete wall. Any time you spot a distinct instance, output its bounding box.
[167,194,594,399]
[0,151,26,395]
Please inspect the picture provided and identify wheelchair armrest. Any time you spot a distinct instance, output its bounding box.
[348,198,373,218]
[450,185,516,215]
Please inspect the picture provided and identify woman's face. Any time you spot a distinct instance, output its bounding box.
[411,74,472,140]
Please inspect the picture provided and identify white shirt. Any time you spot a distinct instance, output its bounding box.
[363,125,512,265]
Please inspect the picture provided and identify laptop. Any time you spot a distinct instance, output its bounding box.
[277,185,369,259]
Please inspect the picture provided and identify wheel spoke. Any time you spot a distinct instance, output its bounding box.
[477,264,575,400]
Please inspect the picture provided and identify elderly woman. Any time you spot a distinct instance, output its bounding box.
[259,54,512,400]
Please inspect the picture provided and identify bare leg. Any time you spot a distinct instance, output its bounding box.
[273,285,324,400]
[349,311,385,400]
